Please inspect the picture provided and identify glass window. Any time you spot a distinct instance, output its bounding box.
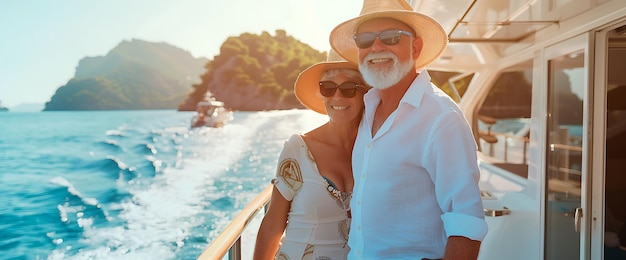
[604,32,626,259]
[476,64,533,178]
[545,50,584,260]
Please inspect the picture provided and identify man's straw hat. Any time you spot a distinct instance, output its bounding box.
[294,50,358,115]
[329,0,448,70]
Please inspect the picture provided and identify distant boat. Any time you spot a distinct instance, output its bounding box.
[190,93,233,128]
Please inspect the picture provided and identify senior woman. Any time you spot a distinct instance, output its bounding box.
[254,51,369,260]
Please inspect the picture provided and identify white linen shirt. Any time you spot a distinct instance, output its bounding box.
[348,70,488,259]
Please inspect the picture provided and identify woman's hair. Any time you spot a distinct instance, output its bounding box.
[321,68,362,82]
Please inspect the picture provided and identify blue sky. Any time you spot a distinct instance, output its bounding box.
[0,0,362,108]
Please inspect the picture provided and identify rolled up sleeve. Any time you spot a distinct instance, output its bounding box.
[442,212,488,241]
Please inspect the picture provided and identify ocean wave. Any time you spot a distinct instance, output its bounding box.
[83,156,132,173]
[134,143,157,155]
[50,177,101,208]
[105,129,125,137]
[145,155,163,174]
[97,139,123,152]
[0,237,20,252]
[49,177,113,224]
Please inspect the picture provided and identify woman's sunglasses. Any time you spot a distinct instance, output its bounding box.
[319,81,364,98]
[352,30,414,49]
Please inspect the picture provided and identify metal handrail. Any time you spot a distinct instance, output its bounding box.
[481,130,530,163]
[197,184,273,260]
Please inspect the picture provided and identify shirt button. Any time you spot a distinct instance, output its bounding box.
[357,201,361,205]
[357,225,361,230]
[357,250,361,255]
[367,143,372,149]
[361,174,366,178]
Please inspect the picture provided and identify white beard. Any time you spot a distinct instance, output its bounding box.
[359,50,415,90]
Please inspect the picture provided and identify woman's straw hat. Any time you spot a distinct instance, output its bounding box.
[329,0,448,70]
[294,50,358,115]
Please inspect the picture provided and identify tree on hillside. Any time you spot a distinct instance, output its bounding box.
[178,30,326,111]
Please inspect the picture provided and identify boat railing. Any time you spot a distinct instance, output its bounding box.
[480,130,530,164]
[197,184,273,260]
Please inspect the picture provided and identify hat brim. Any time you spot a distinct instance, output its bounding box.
[294,61,358,115]
[330,10,448,70]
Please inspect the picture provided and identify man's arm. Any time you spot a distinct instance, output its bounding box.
[443,236,481,260]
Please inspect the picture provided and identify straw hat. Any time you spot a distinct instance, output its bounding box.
[329,0,448,70]
[294,50,358,115]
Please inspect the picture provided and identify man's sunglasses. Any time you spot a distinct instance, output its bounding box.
[352,30,414,49]
[319,81,364,98]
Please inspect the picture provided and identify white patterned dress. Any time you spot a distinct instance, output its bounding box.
[272,134,352,260]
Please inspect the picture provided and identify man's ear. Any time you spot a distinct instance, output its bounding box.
[412,37,423,60]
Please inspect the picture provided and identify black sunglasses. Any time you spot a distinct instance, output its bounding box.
[319,81,363,98]
[352,30,414,49]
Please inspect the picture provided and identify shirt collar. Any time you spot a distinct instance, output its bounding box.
[400,69,431,109]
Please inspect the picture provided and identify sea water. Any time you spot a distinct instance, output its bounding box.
[0,109,326,260]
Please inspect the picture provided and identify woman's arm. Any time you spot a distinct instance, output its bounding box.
[253,186,290,260]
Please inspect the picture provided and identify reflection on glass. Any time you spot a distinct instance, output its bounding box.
[545,51,584,260]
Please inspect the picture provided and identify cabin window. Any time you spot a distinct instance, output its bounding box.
[430,71,470,102]
[476,66,533,179]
